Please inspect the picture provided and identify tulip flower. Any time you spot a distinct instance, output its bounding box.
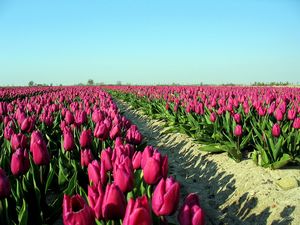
[233,113,241,124]
[79,129,92,148]
[4,125,14,140]
[80,149,94,167]
[143,151,168,185]
[63,127,75,151]
[141,146,155,169]
[0,102,7,116]
[94,121,109,141]
[92,109,104,123]
[88,183,104,220]
[65,110,74,125]
[20,116,35,133]
[0,168,10,198]
[123,195,152,225]
[63,194,95,225]
[88,160,107,186]
[132,151,142,170]
[100,147,113,172]
[209,112,216,123]
[234,125,242,137]
[178,193,205,225]
[102,183,126,220]
[113,156,134,193]
[272,123,281,137]
[287,108,296,120]
[11,133,27,151]
[293,118,300,129]
[109,124,121,140]
[11,148,30,176]
[274,109,283,121]
[126,125,143,145]
[30,131,50,166]
[152,177,180,216]
[75,110,87,126]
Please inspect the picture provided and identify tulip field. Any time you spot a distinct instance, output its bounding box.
[0,86,204,225]
[0,85,300,225]
[109,85,300,169]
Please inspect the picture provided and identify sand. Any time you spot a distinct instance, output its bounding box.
[116,100,300,225]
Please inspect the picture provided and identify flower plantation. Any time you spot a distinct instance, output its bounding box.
[0,86,204,225]
[109,85,300,168]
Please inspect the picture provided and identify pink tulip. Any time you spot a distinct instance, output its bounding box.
[152,177,180,216]
[178,193,205,225]
[63,194,95,225]
[123,195,152,225]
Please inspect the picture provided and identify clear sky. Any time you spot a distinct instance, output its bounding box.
[0,0,300,85]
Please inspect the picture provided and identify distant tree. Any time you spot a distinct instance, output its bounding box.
[116,81,122,85]
[87,79,94,86]
[28,81,34,86]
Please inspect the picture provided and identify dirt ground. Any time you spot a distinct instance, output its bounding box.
[117,100,300,225]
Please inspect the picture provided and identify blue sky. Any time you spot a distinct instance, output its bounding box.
[0,0,299,85]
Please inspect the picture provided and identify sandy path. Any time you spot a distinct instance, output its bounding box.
[116,100,300,225]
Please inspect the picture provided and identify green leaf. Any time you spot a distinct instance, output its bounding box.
[270,154,291,169]
[79,186,88,200]
[64,172,77,195]
[58,158,68,186]
[45,162,55,194]
[240,130,252,149]
[260,148,270,166]
[200,144,226,153]
[251,151,258,165]
[18,200,28,225]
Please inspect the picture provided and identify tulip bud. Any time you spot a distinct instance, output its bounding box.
[234,125,242,137]
[287,109,296,120]
[4,125,14,140]
[81,149,94,167]
[65,110,74,125]
[152,177,180,216]
[80,129,92,148]
[11,133,27,151]
[21,117,35,133]
[123,195,152,225]
[94,122,109,141]
[132,151,142,170]
[143,152,168,185]
[293,118,300,129]
[100,147,113,172]
[30,131,50,166]
[209,112,216,123]
[109,124,121,140]
[178,193,205,225]
[75,110,87,126]
[11,148,30,176]
[272,123,281,137]
[102,183,126,220]
[141,146,155,169]
[88,160,107,186]
[63,127,75,151]
[0,168,10,198]
[63,194,95,225]
[274,109,283,121]
[258,107,266,116]
[126,125,143,145]
[113,156,134,193]
[233,113,241,124]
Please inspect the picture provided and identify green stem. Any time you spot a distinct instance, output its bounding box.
[40,166,43,185]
